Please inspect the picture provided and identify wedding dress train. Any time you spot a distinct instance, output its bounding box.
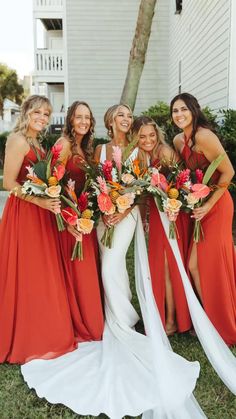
[21,208,206,418]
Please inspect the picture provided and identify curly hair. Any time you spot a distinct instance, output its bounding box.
[63,101,95,161]
[104,103,133,139]
[13,95,52,136]
[170,93,213,146]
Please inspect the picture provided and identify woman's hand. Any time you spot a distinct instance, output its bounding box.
[105,210,130,226]
[35,197,61,214]
[192,202,212,221]
[67,224,82,241]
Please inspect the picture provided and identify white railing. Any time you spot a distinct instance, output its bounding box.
[35,50,64,74]
[33,0,63,10]
[51,112,65,125]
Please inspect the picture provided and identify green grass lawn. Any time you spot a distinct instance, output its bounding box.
[0,243,236,418]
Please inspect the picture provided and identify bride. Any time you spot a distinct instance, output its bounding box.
[21,104,205,419]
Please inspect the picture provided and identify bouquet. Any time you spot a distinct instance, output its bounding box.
[86,146,147,248]
[61,179,95,260]
[21,143,66,231]
[168,154,225,242]
[145,167,183,239]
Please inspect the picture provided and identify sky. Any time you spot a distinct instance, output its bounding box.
[0,0,34,78]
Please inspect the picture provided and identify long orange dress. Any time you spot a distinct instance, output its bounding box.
[148,154,192,332]
[182,139,236,345]
[0,148,77,364]
[58,155,104,342]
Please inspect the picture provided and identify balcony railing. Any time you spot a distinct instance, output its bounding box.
[51,112,65,125]
[35,50,64,75]
[33,0,63,11]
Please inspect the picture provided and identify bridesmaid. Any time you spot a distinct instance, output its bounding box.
[54,101,104,342]
[0,95,76,364]
[132,116,192,335]
[170,92,236,345]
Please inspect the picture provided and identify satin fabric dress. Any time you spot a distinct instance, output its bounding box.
[182,138,236,345]
[58,154,104,342]
[0,147,76,364]
[148,154,192,332]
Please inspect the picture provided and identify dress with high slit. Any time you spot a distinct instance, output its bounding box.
[148,154,192,332]
[58,154,104,342]
[181,138,236,345]
[0,147,76,364]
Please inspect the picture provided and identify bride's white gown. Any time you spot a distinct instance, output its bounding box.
[21,206,206,418]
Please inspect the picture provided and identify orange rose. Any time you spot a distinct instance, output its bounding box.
[77,218,94,234]
[116,193,135,213]
[45,185,61,197]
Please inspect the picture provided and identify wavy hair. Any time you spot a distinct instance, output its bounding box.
[13,95,52,136]
[63,101,95,161]
[104,103,133,139]
[170,93,213,146]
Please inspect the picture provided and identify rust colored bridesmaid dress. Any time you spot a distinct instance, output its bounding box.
[58,155,104,342]
[182,138,236,345]
[0,148,76,364]
[148,155,192,332]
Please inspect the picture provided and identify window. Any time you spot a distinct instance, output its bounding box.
[175,0,182,15]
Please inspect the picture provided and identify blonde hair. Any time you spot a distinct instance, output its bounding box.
[131,116,166,162]
[13,95,52,136]
[104,103,133,139]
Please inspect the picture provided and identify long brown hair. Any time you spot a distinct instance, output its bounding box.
[170,93,213,146]
[63,101,95,160]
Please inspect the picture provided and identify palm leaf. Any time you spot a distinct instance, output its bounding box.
[122,137,139,163]
[203,153,225,185]
[33,161,48,183]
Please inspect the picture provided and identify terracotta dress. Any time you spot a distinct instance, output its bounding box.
[182,138,236,345]
[148,157,192,332]
[0,148,76,364]
[58,155,104,342]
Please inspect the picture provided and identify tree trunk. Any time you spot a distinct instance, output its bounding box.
[120,0,157,110]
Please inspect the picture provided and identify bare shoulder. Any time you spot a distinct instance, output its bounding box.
[195,127,220,146]
[173,133,184,149]
[55,135,71,149]
[6,132,28,152]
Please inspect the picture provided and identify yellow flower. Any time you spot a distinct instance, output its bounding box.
[82,209,93,219]
[164,198,182,213]
[168,188,179,199]
[109,190,120,204]
[48,176,58,186]
[77,218,94,234]
[45,185,61,198]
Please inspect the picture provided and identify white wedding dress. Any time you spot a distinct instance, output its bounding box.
[21,147,206,419]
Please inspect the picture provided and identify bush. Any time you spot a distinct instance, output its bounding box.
[0,131,9,167]
[142,101,179,144]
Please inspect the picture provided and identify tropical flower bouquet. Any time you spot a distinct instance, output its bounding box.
[61,179,96,260]
[21,143,66,231]
[167,154,225,242]
[86,146,147,248]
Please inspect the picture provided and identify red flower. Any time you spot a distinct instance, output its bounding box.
[77,192,88,212]
[102,160,113,181]
[61,207,78,225]
[53,163,65,181]
[176,169,190,189]
[195,169,204,184]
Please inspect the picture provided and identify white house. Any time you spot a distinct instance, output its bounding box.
[0,99,20,133]
[32,0,236,135]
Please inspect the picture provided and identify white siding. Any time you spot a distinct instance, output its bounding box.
[168,0,231,111]
[64,0,169,135]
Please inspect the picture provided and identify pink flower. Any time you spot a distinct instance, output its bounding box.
[195,169,204,184]
[151,172,168,191]
[97,176,108,194]
[112,146,122,171]
[53,163,65,181]
[51,143,63,159]
[102,160,113,181]
[176,169,190,189]
[77,192,89,212]
[191,183,211,199]
[97,193,113,213]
